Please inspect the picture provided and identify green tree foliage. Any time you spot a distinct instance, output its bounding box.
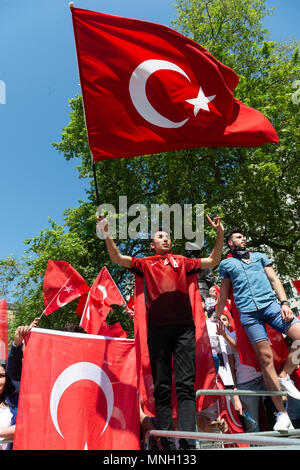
[1,0,299,337]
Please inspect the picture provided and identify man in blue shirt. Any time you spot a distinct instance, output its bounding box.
[215,228,300,432]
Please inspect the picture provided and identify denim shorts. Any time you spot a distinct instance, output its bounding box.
[240,301,300,345]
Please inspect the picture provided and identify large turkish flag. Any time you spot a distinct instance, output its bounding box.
[13,328,140,450]
[71,7,278,161]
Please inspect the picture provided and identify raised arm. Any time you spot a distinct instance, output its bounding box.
[96,216,132,268]
[200,215,224,269]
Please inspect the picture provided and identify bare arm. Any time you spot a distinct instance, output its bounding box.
[96,217,132,268]
[214,278,231,319]
[228,355,243,416]
[264,265,294,322]
[216,321,238,352]
[201,216,224,269]
[0,425,15,439]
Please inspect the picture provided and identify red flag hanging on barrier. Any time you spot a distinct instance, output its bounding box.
[43,260,90,316]
[0,299,8,361]
[80,267,126,335]
[13,328,140,450]
[71,7,278,161]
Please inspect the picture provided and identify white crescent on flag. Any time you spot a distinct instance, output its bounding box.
[50,361,114,439]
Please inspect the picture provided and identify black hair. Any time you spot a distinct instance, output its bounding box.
[61,323,86,333]
[225,227,245,248]
[0,362,16,406]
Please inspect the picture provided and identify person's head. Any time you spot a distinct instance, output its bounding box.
[225,228,247,251]
[220,314,230,329]
[150,228,172,255]
[0,362,15,404]
[61,323,86,333]
[208,286,217,298]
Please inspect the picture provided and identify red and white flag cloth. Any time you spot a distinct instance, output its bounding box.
[293,280,300,294]
[126,294,135,313]
[13,328,140,450]
[133,268,217,417]
[80,267,126,335]
[71,7,278,161]
[43,260,90,316]
[0,299,8,361]
[216,379,249,448]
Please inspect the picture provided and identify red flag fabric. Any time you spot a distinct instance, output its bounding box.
[76,291,89,317]
[71,7,278,162]
[80,267,126,335]
[133,269,217,417]
[98,321,128,339]
[126,295,135,312]
[217,382,249,448]
[13,328,139,450]
[226,253,288,372]
[293,280,300,294]
[0,299,8,361]
[43,260,90,316]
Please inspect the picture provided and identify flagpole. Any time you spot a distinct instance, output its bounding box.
[69,2,102,210]
[92,161,101,207]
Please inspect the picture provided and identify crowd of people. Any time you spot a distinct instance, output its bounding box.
[1,217,300,450]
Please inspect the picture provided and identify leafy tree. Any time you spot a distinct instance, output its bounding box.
[1,0,299,337]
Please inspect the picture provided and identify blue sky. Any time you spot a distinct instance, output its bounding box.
[0,0,299,264]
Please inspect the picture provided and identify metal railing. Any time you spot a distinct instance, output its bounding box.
[144,429,300,449]
[196,389,288,397]
[144,388,300,450]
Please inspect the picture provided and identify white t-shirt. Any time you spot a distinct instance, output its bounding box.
[228,331,263,385]
[0,403,13,450]
[206,319,234,387]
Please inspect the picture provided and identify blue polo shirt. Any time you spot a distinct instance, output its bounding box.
[219,252,276,313]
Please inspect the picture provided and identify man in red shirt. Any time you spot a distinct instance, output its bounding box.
[97,215,224,449]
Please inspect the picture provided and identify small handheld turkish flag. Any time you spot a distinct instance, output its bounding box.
[13,328,140,450]
[42,260,90,316]
[80,267,126,335]
[71,7,278,161]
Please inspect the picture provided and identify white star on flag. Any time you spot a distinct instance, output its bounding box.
[63,285,74,293]
[186,86,216,115]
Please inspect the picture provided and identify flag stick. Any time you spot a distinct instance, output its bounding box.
[92,161,101,207]
[69,2,101,209]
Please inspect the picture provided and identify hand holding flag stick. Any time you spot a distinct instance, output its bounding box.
[13,318,40,346]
